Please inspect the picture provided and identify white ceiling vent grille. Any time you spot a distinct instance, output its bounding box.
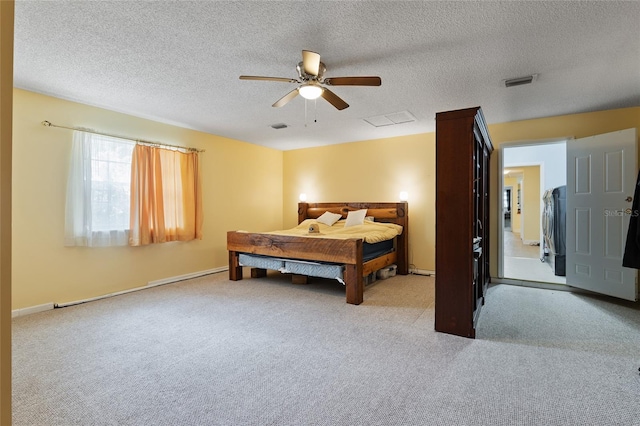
[363,110,417,127]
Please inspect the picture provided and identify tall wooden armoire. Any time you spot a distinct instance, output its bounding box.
[435,106,493,338]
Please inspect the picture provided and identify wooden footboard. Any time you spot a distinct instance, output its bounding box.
[227,232,366,304]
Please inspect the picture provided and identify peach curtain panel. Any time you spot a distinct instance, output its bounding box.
[129,145,203,246]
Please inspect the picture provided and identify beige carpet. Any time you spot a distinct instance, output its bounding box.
[12,272,640,425]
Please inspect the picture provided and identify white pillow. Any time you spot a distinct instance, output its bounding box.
[345,209,367,227]
[316,211,342,226]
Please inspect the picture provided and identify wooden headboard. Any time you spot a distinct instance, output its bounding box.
[298,202,408,227]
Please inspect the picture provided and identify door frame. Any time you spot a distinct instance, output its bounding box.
[498,137,571,280]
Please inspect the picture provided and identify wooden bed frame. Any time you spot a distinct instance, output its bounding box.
[227,202,408,305]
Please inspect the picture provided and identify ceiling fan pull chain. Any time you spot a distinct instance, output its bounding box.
[314,98,318,123]
[304,99,308,127]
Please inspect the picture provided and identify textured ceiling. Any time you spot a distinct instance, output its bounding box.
[13,1,640,151]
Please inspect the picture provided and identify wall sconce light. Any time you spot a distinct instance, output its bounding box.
[399,191,409,201]
[299,193,307,202]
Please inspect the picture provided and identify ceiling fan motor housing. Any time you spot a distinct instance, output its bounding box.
[297,61,326,81]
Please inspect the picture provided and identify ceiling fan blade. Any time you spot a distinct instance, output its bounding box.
[272,89,299,108]
[323,76,382,86]
[321,88,349,110]
[240,75,298,83]
[302,50,321,76]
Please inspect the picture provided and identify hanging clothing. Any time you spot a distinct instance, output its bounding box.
[622,169,640,268]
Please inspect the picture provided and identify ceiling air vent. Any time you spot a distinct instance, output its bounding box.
[504,74,538,88]
[363,110,417,127]
[271,123,288,129]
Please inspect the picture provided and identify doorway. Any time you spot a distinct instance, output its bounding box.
[504,186,512,231]
[500,141,567,285]
[498,130,638,301]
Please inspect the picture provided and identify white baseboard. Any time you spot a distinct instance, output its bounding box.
[147,266,227,287]
[12,303,55,318]
[410,268,435,276]
[491,277,577,293]
[16,267,229,312]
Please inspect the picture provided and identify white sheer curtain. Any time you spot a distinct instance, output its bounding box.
[64,130,134,247]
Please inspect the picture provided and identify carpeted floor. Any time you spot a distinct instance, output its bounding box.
[12,271,640,425]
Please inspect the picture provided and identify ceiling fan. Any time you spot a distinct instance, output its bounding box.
[239,50,381,110]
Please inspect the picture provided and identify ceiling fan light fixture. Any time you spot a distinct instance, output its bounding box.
[298,84,323,100]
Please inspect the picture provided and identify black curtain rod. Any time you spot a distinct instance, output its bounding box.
[41,121,205,153]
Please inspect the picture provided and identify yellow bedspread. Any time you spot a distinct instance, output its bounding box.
[264,219,403,244]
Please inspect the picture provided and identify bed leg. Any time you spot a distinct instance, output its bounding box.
[397,233,409,275]
[229,251,243,281]
[344,264,363,305]
[291,274,308,284]
[251,268,267,278]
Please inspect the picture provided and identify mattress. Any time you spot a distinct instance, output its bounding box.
[364,239,394,260]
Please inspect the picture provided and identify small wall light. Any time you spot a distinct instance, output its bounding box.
[399,191,409,201]
[299,193,307,202]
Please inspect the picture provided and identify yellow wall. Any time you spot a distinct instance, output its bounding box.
[283,133,434,272]
[283,106,640,276]
[12,89,283,309]
[520,166,541,244]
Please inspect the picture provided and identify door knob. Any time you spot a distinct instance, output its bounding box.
[626,196,633,202]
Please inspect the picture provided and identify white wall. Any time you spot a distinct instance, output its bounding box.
[504,142,566,191]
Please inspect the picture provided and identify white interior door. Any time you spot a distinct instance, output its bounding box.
[566,128,638,301]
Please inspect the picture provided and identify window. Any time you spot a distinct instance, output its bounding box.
[65,130,203,247]
[90,134,135,232]
[64,131,135,247]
